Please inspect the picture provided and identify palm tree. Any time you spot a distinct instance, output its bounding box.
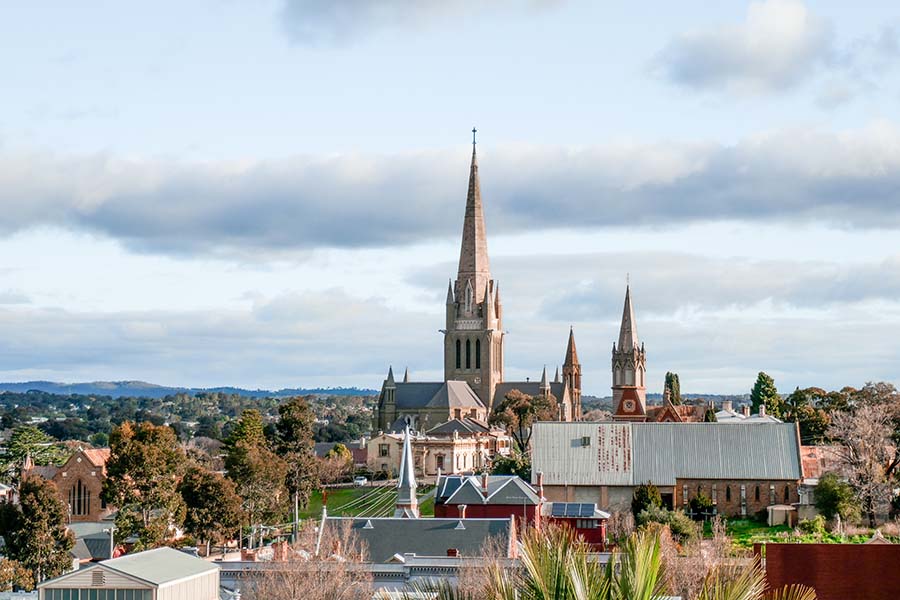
[389,525,816,600]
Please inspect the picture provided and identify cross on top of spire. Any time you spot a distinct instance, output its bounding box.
[472,127,477,147]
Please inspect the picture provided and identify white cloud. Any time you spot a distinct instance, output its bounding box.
[654,0,831,92]
[3,123,900,257]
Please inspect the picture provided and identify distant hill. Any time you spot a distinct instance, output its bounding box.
[0,380,378,399]
[582,393,750,412]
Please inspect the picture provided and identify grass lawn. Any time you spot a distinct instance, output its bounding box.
[300,485,435,520]
[719,519,792,549]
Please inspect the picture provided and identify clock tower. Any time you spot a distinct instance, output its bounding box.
[612,284,647,421]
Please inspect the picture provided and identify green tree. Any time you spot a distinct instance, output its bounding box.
[3,477,73,586]
[226,410,289,548]
[750,371,783,418]
[0,558,32,592]
[102,421,187,546]
[664,372,682,405]
[631,482,663,518]
[491,452,531,481]
[178,466,243,556]
[274,398,319,541]
[3,426,67,482]
[489,390,558,453]
[703,406,718,422]
[784,387,831,444]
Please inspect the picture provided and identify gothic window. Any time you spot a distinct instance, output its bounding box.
[784,486,790,502]
[465,339,471,369]
[625,366,634,386]
[769,484,776,505]
[712,484,718,505]
[456,340,461,369]
[475,339,481,368]
[755,485,760,502]
[68,479,91,517]
[725,486,731,502]
[740,485,747,516]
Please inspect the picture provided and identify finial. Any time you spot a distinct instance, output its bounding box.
[626,272,630,286]
[472,127,477,147]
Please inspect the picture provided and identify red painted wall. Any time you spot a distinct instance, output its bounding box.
[435,503,540,526]
[759,543,900,600]
[548,517,606,551]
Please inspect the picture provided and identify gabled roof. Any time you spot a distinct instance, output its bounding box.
[437,475,540,506]
[390,381,486,411]
[327,517,514,562]
[82,448,111,467]
[532,422,803,487]
[99,547,218,585]
[494,381,567,403]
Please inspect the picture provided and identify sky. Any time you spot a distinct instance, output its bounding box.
[0,0,898,395]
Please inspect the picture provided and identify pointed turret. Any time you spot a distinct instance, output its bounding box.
[386,366,396,387]
[554,366,560,383]
[618,285,639,351]
[539,365,550,394]
[564,326,579,367]
[483,282,494,324]
[394,425,419,518]
[456,137,491,305]
[403,367,409,383]
[446,279,454,304]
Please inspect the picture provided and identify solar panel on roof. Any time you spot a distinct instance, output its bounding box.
[580,503,594,517]
[551,504,565,517]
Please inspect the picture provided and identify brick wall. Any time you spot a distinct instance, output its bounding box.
[675,479,798,518]
[51,453,108,522]
[759,543,900,600]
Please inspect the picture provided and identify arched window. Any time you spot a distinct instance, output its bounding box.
[455,339,461,369]
[784,486,790,502]
[465,339,471,369]
[755,486,760,502]
[68,479,91,517]
[475,339,481,369]
[465,281,474,313]
[725,486,731,502]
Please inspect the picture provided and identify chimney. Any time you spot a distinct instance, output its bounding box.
[537,472,545,499]
[741,405,750,417]
[758,404,766,417]
[722,401,732,412]
[458,504,467,519]
[481,473,489,498]
[447,548,459,557]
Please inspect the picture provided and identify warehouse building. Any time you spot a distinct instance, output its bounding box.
[38,547,219,600]
[531,421,803,517]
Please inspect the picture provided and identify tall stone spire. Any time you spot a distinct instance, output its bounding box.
[456,133,491,305]
[394,425,419,518]
[562,326,582,420]
[617,285,639,351]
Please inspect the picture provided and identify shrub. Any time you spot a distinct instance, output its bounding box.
[637,504,698,543]
[814,472,858,521]
[632,482,663,518]
[688,492,714,520]
[798,515,827,536]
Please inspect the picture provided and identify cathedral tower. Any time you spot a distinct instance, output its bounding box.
[444,134,504,410]
[563,327,582,420]
[612,284,647,420]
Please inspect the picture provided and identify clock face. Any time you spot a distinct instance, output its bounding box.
[623,399,636,412]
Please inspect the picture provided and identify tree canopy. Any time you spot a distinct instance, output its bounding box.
[489,390,558,453]
[750,371,783,418]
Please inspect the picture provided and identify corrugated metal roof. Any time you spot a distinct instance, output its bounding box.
[531,422,633,487]
[532,422,802,487]
[101,547,218,585]
[632,423,801,485]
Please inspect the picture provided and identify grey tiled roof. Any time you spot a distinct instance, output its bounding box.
[494,382,566,403]
[327,517,513,562]
[100,547,218,585]
[392,381,486,411]
[437,475,540,506]
[426,418,490,436]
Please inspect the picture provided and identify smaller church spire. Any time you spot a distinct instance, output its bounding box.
[394,425,419,518]
[446,279,454,304]
[564,326,579,367]
[403,367,409,383]
[539,365,550,393]
[618,284,640,351]
[554,366,560,383]
[386,366,395,387]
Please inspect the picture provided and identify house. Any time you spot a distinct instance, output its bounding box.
[38,547,219,600]
[23,448,113,522]
[543,502,610,551]
[433,473,541,526]
[367,420,511,479]
[531,421,803,517]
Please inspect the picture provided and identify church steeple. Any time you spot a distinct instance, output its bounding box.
[617,284,639,352]
[444,131,504,411]
[612,283,647,421]
[563,327,582,420]
[394,425,419,518]
[456,131,491,306]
